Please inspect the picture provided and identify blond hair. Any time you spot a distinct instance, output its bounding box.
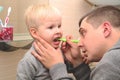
[25,4,61,29]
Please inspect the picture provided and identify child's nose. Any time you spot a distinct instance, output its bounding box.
[56,27,62,33]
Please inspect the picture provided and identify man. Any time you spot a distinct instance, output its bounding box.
[32,6,120,80]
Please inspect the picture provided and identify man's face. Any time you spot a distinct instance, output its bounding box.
[78,18,105,62]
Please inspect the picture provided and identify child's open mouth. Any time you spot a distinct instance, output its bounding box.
[53,37,61,42]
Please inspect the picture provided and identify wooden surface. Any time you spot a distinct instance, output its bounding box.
[0,49,27,80]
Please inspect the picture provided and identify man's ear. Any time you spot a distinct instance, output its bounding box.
[102,21,112,38]
[29,27,39,39]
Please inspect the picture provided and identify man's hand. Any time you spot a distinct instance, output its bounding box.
[61,35,83,67]
[32,36,64,69]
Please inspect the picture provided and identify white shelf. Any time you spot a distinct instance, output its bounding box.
[13,33,33,41]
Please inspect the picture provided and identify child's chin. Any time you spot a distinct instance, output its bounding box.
[53,45,59,49]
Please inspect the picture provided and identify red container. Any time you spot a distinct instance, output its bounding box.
[0,26,13,41]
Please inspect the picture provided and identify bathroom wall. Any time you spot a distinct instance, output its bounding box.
[17,0,49,33]
[49,0,92,39]
[0,0,92,38]
[0,0,49,33]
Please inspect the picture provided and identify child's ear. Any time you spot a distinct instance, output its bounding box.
[102,21,112,38]
[29,27,39,39]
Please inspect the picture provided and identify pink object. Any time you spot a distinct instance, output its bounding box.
[4,16,9,27]
[4,7,11,27]
[0,26,13,41]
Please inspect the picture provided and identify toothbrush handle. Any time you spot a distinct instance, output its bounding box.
[71,40,79,43]
[59,38,79,43]
[0,19,3,27]
[4,17,9,27]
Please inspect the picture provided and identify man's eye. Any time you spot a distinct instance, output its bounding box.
[80,30,86,37]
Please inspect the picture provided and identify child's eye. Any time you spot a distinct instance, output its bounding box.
[48,26,53,29]
[58,25,61,28]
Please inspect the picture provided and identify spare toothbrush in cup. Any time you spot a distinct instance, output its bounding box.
[4,7,11,27]
[0,19,4,31]
[0,19,4,27]
[0,6,3,12]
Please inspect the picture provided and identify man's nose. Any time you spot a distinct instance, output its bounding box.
[78,38,83,48]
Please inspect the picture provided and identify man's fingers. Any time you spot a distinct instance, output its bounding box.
[66,36,73,46]
[31,51,42,60]
[36,36,51,49]
[34,41,46,57]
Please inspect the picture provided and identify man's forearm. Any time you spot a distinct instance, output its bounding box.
[49,63,73,80]
[72,62,91,80]
[49,62,91,80]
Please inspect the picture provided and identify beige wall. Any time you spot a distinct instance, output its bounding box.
[17,0,49,33]
[0,0,49,33]
[0,0,92,38]
[49,0,92,39]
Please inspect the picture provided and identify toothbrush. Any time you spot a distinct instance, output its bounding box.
[0,19,4,27]
[4,7,11,27]
[58,38,79,43]
[0,6,3,12]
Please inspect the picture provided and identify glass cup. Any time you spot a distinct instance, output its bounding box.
[0,25,13,41]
